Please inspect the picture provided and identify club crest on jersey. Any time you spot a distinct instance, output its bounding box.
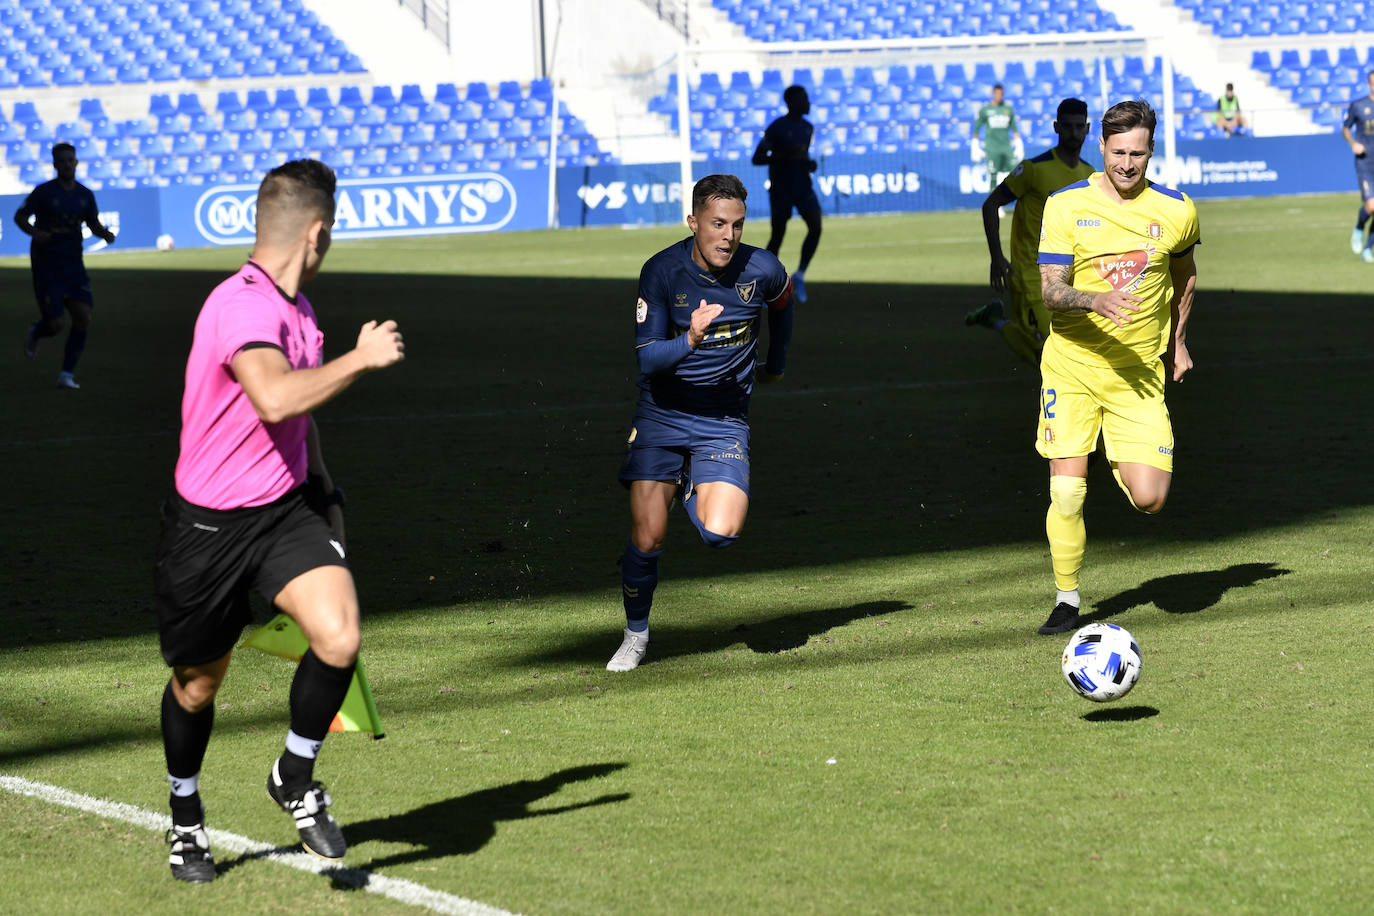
[636,297,648,324]
[1147,220,1162,239]
[736,280,756,304]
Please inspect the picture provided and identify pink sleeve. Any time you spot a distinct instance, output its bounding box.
[214,292,286,367]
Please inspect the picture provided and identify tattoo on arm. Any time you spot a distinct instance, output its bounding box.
[1039,263,1097,314]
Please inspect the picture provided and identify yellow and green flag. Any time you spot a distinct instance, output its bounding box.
[241,613,385,739]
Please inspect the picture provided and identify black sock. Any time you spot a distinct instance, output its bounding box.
[1358,206,1371,230]
[169,791,204,827]
[162,681,213,785]
[279,649,355,789]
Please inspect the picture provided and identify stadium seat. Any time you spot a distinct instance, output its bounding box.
[434,82,461,107]
[337,85,366,109]
[370,84,397,107]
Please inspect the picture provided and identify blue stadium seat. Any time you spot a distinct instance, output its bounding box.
[434,120,464,144]
[237,131,268,153]
[337,85,366,109]
[172,133,199,155]
[370,84,397,107]
[203,130,234,154]
[320,106,351,128]
[434,82,461,107]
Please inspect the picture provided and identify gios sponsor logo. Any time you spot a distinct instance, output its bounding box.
[193,173,518,244]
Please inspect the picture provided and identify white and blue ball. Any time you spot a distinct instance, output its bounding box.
[1061,623,1141,702]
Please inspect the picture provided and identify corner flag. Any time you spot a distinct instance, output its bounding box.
[241,613,385,739]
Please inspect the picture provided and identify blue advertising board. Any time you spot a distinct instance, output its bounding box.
[0,135,1355,252]
[159,170,550,248]
[555,134,1356,228]
[0,186,161,257]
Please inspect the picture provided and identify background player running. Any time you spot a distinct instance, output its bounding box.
[156,160,405,882]
[16,142,116,389]
[752,85,821,302]
[1035,100,1200,636]
[608,174,794,672]
[1342,71,1374,261]
[968,99,1094,365]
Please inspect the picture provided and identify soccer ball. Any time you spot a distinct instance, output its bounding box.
[156,233,175,251]
[1061,623,1141,702]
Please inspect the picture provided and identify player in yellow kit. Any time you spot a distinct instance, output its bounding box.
[1033,99,1200,635]
[969,98,1094,364]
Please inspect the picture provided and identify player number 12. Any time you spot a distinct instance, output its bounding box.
[1040,388,1057,419]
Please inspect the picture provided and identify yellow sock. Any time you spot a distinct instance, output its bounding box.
[1046,475,1087,592]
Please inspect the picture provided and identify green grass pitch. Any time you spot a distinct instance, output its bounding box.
[1,192,1371,914]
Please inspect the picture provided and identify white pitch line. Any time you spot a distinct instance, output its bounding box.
[0,774,521,916]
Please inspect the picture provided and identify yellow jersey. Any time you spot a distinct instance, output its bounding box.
[1002,147,1095,279]
[1038,175,1200,368]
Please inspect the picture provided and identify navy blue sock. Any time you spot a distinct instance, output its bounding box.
[1358,206,1371,230]
[621,540,660,631]
[61,328,87,373]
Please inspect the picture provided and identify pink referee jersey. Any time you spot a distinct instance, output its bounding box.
[174,260,324,510]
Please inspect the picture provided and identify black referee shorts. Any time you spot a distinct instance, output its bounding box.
[154,486,348,667]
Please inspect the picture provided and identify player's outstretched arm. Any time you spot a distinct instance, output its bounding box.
[1040,264,1141,327]
[233,319,404,424]
[1164,248,1197,383]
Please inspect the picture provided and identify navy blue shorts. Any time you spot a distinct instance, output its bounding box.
[769,185,821,220]
[1356,155,1374,201]
[32,259,92,321]
[618,403,751,496]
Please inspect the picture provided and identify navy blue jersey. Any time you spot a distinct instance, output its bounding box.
[16,179,99,266]
[635,238,790,417]
[760,115,815,197]
[1345,95,1374,146]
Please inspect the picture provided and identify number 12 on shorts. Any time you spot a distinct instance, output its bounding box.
[1040,388,1057,419]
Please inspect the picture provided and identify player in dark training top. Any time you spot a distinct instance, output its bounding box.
[608,174,795,672]
[1343,71,1374,261]
[16,142,116,389]
[753,85,821,302]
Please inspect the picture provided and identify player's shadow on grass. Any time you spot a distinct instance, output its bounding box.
[529,599,913,667]
[342,762,630,868]
[1082,562,1290,622]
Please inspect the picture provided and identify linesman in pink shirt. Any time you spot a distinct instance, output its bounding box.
[154,160,404,882]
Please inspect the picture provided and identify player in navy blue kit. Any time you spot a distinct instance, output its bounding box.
[1343,71,1374,261]
[608,174,794,671]
[17,142,116,389]
[752,85,821,302]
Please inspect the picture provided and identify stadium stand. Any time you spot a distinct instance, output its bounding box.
[0,0,613,189]
[649,55,1218,161]
[710,0,1127,43]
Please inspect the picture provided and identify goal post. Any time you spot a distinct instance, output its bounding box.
[673,31,1176,221]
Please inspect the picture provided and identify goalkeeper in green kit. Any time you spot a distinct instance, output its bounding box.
[973,83,1022,192]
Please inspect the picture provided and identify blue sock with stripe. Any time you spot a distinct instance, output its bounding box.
[621,540,659,632]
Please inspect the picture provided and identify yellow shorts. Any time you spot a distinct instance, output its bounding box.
[1034,339,1174,471]
[1009,265,1050,342]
